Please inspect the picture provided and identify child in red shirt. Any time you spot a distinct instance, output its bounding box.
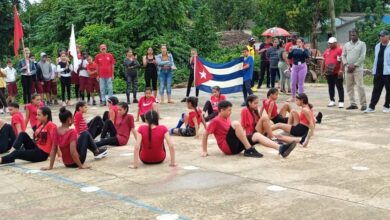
[170,97,206,137]
[131,110,176,168]
[240,95,273,138]
[42,107,107,170]
[102,96,119,123]
[260,88,291,124]
[96,102,136,147]
[25,94,44,131]
[1,107,57,164]
[202,100,297,158]
[202,86,226,122]
[9,102,26,136]
[74,101,104,138]
[86,56,101,105]
[136,87,158,122]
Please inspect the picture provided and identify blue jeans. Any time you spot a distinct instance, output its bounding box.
[159,70,172,96]
[99,77,113,102]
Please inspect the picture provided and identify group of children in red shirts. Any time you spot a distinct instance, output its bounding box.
[0,85,321,170]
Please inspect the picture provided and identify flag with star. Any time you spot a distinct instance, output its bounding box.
[194,56,244,94]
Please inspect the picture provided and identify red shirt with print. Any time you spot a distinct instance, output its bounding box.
[206,115,232,155]
[95,53,115,78]
[210,95,226,112]
[138,96,156,116]
[34,121,57,154]
[138,125,168,163]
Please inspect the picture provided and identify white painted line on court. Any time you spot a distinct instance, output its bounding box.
[352,166,369,171]
[156,214,179,220]
[26,169,41,174]
[90,107,98,110]
[267,185,287,191]
[120,153,134,157]
[80,186,101,193]
[182,166,199,170]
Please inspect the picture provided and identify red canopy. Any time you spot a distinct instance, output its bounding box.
[261,27,290,37]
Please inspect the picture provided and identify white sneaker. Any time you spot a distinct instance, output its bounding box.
[338,102,344,108]
[89,100,93,105]
[364,107,375,113]
[0,109,4,114]
[5,107,9,113]
[327,101,336,107]
[383,107,390,113]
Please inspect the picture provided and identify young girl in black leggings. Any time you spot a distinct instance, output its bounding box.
[41,107,107,170]
[0,107,56,164]
[143,47,158,99]
[57,52,72,106]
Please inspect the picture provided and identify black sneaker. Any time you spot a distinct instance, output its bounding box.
[316,112,323,124]
[360,105,367,111]
[244,147,263,158]
[133,99,138,103]
[279,142,297,158]
[94,146,108,159]
[346,105,358,110]
[181,98,187,102]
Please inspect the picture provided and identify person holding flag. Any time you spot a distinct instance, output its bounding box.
[242,47,254,106]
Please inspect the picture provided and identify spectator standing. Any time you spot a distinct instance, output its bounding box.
[18,48,36,104]
[278,41,291,93]
[37,52,53,105]
[242,47,254,106]
[4,59,18,104]
[143,47,158,99]
[156,44,176,104]
[181,48,199,102]
[288,38,309,102]
[267,38,280,88]
[95,44,116,106]
[257,36,272,89]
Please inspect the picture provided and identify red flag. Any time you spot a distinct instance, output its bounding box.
[13,5,24,57]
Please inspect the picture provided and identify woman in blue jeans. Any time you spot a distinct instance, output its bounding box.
[156,44,176,104]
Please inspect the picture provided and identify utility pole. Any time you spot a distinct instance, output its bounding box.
[329,0,336,37]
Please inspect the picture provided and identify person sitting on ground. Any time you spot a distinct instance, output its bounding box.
[0,107,56,164]
[25,94,44,132]
[0,118,16,154]
[202,100,297,158]
[74,101,104,139]
[203,86,226,122]
[241,95,274,139]
[130,110,176,168]
[260,88,291,124]
[272,93,317,147]
[96,102,136,147]
[103,96,119,122]
[170,97,206,138]
[136,87,158,122]
[41,107,107,170]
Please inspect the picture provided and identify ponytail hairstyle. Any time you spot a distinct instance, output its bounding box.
[74,101,86,116]
[59,107,73,124]
[245,95,260,125]
[296,93,313,109]
[267,88,279,98]
[212,86,221,100]
[39,106,52,122]
[118,102,129,117]
[107,96,119,106]
[145,110,159,149]
[186,96,200,118]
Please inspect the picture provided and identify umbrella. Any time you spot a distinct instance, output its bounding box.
[261,27,290,37]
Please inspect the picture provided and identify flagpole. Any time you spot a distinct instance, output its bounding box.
[21,37,25,59]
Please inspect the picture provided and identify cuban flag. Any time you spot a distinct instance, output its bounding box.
[195,56,244,94]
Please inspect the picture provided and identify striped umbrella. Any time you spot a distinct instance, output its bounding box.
[261,27,290,37]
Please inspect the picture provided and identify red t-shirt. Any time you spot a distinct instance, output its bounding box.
[262,99,278,118]
[34,121,57,154]
[285,42,295,65]
[26,102,44,128]
[138,125,168,163]
[206,115,232,155]
[11,112,26,135]
[109,105,119,122]
[115,114,135,145]
[210,95,226,112]
[188,108,203,128]
[53,128,78,165]
[323,46,342,75]
[74,111,88,135]
[138,96,156,116]
[95,53,115,78]
[240,107,259,135]
[86,62,98,78]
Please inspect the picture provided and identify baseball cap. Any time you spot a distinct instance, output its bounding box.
[40,52,47,57]
[248,37,255,43]
[379,30,389,37]
[100,44,107,50]
[328,37,337,43]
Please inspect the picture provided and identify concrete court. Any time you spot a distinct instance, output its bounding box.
[0,84,390,220]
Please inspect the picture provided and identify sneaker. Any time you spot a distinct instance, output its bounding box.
[133,99,138,103]
[94,146,108,159]
[316,112,323,124]
[93,100,96,106]
[360,105,367,111]
[0,109,4,114]
[346,105,358,110]
[327,101,336,107]
[89,100,93,105]
[279,142,297,158]
[243,146,263,158]
[100,101,106,107]
[363,107,375,113]
[251,86,258,92]
[338,102,344,108]
[383,107,390,113]
[240,102,246,107]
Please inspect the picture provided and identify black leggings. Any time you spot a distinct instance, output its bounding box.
[145,69,158,91]
[74,84,80,99]
[258,60,270,88]
[0,88,7,109]
[186,69,199,97]
[0,124,16,154]
[96,120,119,147]
[87,116,104,139]
[60,76,71,102]
[65,131,98,168]
[1,132,48,164]
[203,100,218,122]
[21,75,33,104]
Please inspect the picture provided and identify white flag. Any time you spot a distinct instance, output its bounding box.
[69,24,79,73]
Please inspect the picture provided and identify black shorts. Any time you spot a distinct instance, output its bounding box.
[290,123,309,137]
[178,126,196,137]
[271,114,288,124]
[225,127,256,155]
